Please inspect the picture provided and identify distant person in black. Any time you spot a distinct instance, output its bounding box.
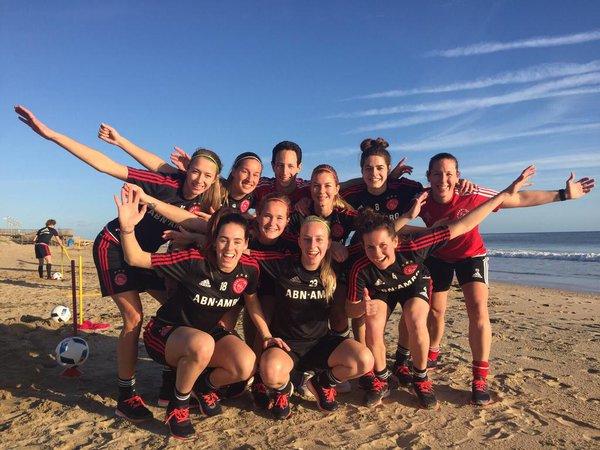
[34,219,64,279]
[347,166,535,410]
[15,105,222,423]
[252,216,373,420]
[117,194,276,440]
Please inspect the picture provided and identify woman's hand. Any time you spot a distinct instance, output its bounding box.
[115,186,147,231]
[14,105,58,140]
[98,123,123,146]
[403,191,429,220]
[565,172,595,199]
[457,178,476,195]
[170,146,191,171]
[503,165,536,196]
[122,183,151,204]
[263,336,290,351]
[389,157,414,179]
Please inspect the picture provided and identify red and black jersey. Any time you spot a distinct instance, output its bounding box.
[287,204,358,244]
[419,187,498,262]
[104,167,204,252]
[151,248,259,331]
[248,235,299,296]
[251,252,330,344]
[254,176,310,206]
[348,227,450,302]
[341,178,424,221]
[224,192,256,214]
[35,226,58,245]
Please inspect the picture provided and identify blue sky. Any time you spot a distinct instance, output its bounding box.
[1,1,599,238]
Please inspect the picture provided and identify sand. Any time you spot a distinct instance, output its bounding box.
[0,238,599,449]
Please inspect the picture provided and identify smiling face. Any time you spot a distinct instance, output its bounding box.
[214,222,248,272]
[298,220,330,271]
[272,149,301,188]
[229,158,262,198]
[311,171,339,214]
[427,158,460,203]
[257,199,289,242]
[362,227,398,270]
[183,156,219,199]
[361,155,389,193]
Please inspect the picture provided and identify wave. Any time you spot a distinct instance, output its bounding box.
[487,249,600,262]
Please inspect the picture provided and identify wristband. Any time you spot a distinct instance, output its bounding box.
[148,202,157,210]
[120,228,135,235]
[263,335,273,342]
[558,189,567,201]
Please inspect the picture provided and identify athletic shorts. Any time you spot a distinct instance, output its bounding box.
[425,255,489,292]
[34,243,51,259]
[143,317,236,367]
[269,333,348,372]
[377,272,431,313]
[92,228,165,297]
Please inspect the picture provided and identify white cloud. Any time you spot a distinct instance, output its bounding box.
[428,29,600,57]
[463,152,600,175]
[351,61,600,100]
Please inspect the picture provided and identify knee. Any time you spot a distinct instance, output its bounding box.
[260,358,288,387]
[230,350,256,381]
[467,301,489,322]
[187,335,215,364]
[429,303,446,318]
[121,309,143,330]
[355,347,374,375]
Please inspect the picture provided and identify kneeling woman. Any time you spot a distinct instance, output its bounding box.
[253,216,373,419]
[116,192,273,440]
[347,167,535,410]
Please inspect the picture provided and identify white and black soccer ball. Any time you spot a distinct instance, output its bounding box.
[52,272,63,280]
[50,305,71,323]
[54,337,89,367]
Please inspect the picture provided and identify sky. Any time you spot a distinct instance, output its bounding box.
[1,1,599,238]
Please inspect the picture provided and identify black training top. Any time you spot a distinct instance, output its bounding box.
[35,226,58,245]
[104,167,204,252]
[248,235,299,296]
[348,227,450,302]
[151,248,259,331]
[224,192,256,214]
[287,204,358,244]
[251,252,330,344]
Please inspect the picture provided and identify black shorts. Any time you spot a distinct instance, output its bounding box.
[376,272,431,312]
[425,255,489,292]
[34,243,51,259]
[93,228,165,297]
[143,317,236,367]
[271,334,348,372]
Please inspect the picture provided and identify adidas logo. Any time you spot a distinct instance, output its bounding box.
[374,279,384,286]
[199,279,211,288]
[472,269,483,279]
[290,276,302,284]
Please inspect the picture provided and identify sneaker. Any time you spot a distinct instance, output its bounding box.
[412,378,438,409]
[471,377,491,406]
[392,363,412,387]
[193,390,222,417]
[115,394,154,422]
[307,378,339,413]
[336,380,352,394]
[291,371,313,399]
[427,358,438,370]
[217,380,248,399]
[363,372,390,406]
[271,383,293,420]
[358,374,372,390]
[251,376,271,409]
[165,404,194,440]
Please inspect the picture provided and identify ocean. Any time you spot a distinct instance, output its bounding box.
[482,231,600,293]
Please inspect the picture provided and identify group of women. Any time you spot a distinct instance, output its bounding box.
[16,105,595,440]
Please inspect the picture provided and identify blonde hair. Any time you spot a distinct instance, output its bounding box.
[311,165,355,212]
[302,215,336,301]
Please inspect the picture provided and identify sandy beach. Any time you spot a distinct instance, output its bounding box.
[1,238,599,449]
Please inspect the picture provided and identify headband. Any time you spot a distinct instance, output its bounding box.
[302,215,331,232]
[191,153,222,172]
[311,164,339,184]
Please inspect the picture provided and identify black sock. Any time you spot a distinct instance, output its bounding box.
[38,265,44,278]
[118,377,136,401]
[173,388,191,409]
[375,368,390,381]
[273,380,292,395]
[318,369,341,387]
[412,367,427,382]
[46,264,52,278]
[395,345,410,365]
[195,369,217,394]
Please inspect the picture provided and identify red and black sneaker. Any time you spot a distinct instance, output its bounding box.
[251,376,271,409]
[193,390,223,417]
[217,380,248,399]
[165,404,194,440]
[392,362,412,387]
[115,394,154,422]
[412,378,438,409]
[271,383,293,420]
[471,377,491,406]
[307,378,339,413]
[363,372,390,406]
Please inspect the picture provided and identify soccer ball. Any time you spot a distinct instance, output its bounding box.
[50,305,71,323]
[55,337,89,367]
[52,272,63,280]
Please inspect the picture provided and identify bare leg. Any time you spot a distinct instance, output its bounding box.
[207,335,256,387]
[165,327,215,393]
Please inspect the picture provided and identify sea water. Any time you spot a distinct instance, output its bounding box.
[483,231,600,293]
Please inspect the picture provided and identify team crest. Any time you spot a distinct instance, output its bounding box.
[232,277,248,294]
[386,198,399,211]
[187,204,203,216]
[456,208,469,219]
[239,199,251,213]
[114,273,128,286]
[403,263,418,276]
[331,223,345,239]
